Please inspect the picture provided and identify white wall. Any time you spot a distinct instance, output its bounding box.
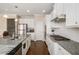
[0,16,7,37]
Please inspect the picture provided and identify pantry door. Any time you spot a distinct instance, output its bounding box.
[35,21,45,41]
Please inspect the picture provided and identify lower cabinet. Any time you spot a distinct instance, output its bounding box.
[46,36,55,55]
[15,47,22,55]
[22,39,27,55]
[27,36,31,50]
[22,36,31,55]
[46,36,71,55]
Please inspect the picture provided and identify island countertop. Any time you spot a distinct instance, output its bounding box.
[0,35,30,55]
[49,35,79,55]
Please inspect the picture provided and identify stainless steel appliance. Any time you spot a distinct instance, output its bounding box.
[18,24,28,37]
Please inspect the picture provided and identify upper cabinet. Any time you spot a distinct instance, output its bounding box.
[64,4,79,28]
[50,3,66,29]
[52,3,65,19]
[51,3,79,28]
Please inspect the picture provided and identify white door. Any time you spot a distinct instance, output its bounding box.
[35,21,45,41]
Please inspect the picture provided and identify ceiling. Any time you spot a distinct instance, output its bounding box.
[0,3,54,16]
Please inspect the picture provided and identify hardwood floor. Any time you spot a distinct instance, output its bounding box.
[26,40,49,55]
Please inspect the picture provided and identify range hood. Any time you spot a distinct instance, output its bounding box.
[51,14,66,22]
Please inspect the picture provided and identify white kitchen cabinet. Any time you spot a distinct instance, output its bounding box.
[50,3,66,29]
[22,36,31,55]
[26,36,31,50]
[64,3,79,28]
[52,3,65,19]
[46,36,58,55]
[28,36,31,49]
[46,36,71,55]
[46,36,55,55]
[51,4,79,28]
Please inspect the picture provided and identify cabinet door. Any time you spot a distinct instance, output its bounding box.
[46,36,51,54]
[53,3,65,17]
[65,4,79,26]
[46,36,55,55]
[65,4,75,26]
[22,39,27,55]
[26,36,31,50]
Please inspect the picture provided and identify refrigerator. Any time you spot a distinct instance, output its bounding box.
[18,24,28,38]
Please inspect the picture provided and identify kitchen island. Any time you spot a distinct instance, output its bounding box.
[0,35,31,55]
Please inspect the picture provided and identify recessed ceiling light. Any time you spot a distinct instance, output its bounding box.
[42,10,46,13]
[26,10,30,13]
[3,14,8,18]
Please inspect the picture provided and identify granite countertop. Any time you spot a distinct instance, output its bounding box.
[0,35,30,55]
[50,35,79,55]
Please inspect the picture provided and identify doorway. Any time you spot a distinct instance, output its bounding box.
[7,18,15,37]
[35,20,45,41]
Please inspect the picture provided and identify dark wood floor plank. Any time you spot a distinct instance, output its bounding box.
[26,40,49,55]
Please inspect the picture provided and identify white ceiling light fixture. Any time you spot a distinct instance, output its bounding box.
[42,10,46,13]
[26,10,30,13]
[3,14,8,18]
